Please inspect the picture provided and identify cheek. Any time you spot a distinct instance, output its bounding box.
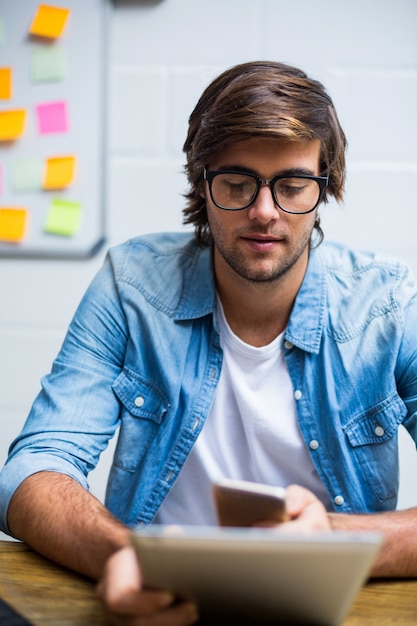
[295,213,318,243]
[295,212,317,230]
[206,204,228,238]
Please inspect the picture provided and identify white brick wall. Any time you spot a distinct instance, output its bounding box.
[1,0,416,531]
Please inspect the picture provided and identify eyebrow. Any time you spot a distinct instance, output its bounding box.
[214,165,317,177]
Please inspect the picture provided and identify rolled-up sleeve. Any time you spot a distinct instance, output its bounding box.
[0,252,127,534]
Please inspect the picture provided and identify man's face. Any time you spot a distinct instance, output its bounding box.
[203,137,322,286]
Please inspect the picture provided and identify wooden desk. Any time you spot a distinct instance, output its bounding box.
[1,540,417,625]
[0,541,103,625]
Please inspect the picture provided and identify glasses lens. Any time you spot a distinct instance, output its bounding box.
[211,173,257,209]
[274,177,320,213]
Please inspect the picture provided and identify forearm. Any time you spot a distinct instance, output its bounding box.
[7,471,131,580]
[329,507,417,578]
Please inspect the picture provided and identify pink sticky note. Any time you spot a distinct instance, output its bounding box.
[36,100,68,134]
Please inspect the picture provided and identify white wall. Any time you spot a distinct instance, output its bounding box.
[1,0,416,527]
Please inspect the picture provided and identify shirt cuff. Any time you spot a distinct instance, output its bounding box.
[0,452,88,534]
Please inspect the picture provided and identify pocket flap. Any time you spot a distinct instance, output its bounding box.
[112,368,170,423]
[343,393,406,447]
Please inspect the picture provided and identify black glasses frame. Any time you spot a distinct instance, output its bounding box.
[203,168,329,214]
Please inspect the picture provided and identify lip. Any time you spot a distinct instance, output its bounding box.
[240,234,284,252]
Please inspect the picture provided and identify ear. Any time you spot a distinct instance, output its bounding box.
[199,182,207,200]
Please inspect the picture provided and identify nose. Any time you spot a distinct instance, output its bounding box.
[247,183,280,224]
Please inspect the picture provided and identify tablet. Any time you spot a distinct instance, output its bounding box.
[132,525,381,625]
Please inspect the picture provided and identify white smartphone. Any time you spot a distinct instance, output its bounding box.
[213,478,289,527]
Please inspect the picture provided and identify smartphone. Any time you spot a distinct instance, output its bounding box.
[213,478,289,527]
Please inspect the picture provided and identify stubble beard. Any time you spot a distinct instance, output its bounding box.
[213,227,314,285]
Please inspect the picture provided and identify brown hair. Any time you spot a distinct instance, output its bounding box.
[182,61,347,245]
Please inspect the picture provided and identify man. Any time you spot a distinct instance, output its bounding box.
[1,61,417,625]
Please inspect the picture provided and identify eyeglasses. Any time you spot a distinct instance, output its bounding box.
[204,168,328,214]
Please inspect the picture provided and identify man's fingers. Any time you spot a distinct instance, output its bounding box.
[284,484,331,530]
[285,484,318,516]
[97,546,173,615]
[97,546,199,625]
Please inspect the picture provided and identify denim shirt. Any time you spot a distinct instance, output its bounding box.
[1,232,417,534]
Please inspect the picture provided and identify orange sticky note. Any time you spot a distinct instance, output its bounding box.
[0,109,26,141]
[43,155,76,189]
[29,4,70,39]
[0,208,28,242]
[0,68,12,99]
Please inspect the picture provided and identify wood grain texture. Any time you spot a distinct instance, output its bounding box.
[0,541,104,625]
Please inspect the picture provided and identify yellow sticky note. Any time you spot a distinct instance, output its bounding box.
[0,208,28,243]
[45,198,81,236]
[0,67,12,99]
[29,4,70,39]
[43,155,76,189]
[0,109,26,141]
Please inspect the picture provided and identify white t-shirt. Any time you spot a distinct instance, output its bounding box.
[155,299,331,525]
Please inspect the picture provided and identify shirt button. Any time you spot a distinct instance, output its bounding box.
[294,390,302,400]
[334,495,344,506]
[284,340,293,350]
[374,425,385,437]
[134,396,144,407]
[309,440,319,450]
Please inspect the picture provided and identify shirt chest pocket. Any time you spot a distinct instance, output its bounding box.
[112,368,170,471]
[342,392,407,503]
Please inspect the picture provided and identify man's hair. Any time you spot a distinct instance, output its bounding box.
[182,61,347,245]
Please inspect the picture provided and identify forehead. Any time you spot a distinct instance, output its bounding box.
[211,137,322,174]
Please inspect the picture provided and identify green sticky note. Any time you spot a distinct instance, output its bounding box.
[12,158,44,192]
[31,45,65,82]
[45,198,82,236]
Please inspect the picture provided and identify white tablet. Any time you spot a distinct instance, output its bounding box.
[132,525,381,625]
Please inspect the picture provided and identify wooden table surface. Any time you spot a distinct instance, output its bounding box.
[1,539,417,625]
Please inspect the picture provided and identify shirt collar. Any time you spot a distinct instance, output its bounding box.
[174,242,217,320]
[285,246,327,354]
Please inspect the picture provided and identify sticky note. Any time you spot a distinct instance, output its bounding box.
[43,155,76,189]
[44,198,82,236]
[0,67,12,99]
[0,16,4,47]
[36,101,68,134]
[29,4,70,39]
[0,109,26,141]
[12,158,44,192]
[31,45,65,82]
[0,207,28,243]
[0,164,2,196]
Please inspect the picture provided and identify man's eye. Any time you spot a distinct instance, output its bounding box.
[227,182,245,192]
[281,185,305,195]
[221,178,253,195]
[276,180,309,196]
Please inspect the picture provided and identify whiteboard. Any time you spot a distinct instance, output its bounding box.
[0,0,109,258]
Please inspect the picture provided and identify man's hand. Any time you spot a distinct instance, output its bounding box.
[283,484,331,531]
[96,546,199,626]
[254,484,331,532]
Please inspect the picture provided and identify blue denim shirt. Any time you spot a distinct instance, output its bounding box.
[1,232,417,533]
